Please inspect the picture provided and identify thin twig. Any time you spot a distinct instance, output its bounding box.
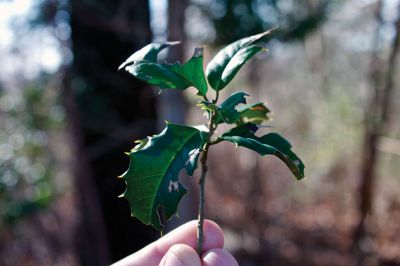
[197,145,209,254]
[197,98,219,254]
[212,90,220,104]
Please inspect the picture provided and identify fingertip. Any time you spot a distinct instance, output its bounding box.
[152,219,225,258]
[160,244,201,266]
[202,219,224,250]
[202,248,239,266]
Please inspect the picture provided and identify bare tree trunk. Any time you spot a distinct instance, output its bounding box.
[355,1,400,262]
[63,70,110,265]
[69,0,158,263]
[168,0,186,61]
[162,0,198,233]
[158,0,187,127]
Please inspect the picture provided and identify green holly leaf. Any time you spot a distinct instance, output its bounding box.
[198,92,270,125]
[121,47,208,96]
[169,48,208,96]
[125,61,192,89]
[237,102,270,125]
[216,91,248,124]
[198,92,248,124]
[220,91,248,110]
[220,124,305,179]
[119,42,180,69]
[206,29,273,91]
[120,124,207,230]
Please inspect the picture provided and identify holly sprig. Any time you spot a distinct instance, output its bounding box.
[118,29,305,254]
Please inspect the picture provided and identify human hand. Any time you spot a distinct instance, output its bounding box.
[111,219,238,266]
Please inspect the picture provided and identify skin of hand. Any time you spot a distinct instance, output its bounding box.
[111,219,239,266]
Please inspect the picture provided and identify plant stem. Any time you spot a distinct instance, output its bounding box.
[197,104,218,254]
[197,143,209,254]
[212,90,220,104]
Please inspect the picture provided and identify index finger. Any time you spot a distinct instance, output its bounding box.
[112,219,224,266]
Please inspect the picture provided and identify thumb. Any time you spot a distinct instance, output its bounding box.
[159,244,201,266]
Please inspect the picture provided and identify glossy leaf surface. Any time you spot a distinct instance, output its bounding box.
[121,45,207,96]
[216,91,248,124]
[119,42,179,69]
[169,48,208,96]
[220,124,305,179]
[220,91,248,110]
[126,61,191,89]
[206,30,272,91]
[237,102,270,124]
[120,124,207,229]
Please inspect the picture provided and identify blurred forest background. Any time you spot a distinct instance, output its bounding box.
[0,0,400,265]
